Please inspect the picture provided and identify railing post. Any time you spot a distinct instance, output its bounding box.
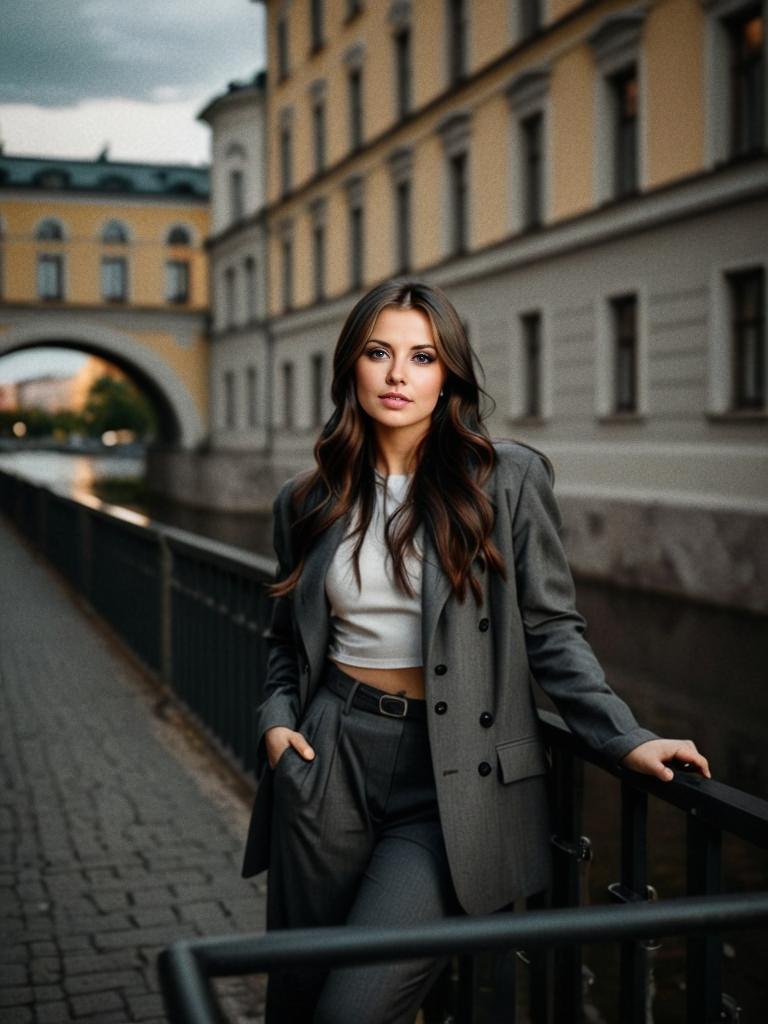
[686,813,722,1024]
[160,537,174,684]
[549,745,587,1024]
[609,783,653,1024]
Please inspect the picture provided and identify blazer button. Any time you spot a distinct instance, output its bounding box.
[478,618,490,632]
[479,711,494,728]
[434,701,448,715]
[434,664,447,676]
[303,663,310,675]
[478,761,492,777]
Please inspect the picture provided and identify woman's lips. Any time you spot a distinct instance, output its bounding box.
[379,395,412,408]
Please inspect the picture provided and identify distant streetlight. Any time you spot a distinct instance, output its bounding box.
[101,430,118,446]
[12,421,27,438]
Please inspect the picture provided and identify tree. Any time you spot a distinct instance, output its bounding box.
[82,376,157,439]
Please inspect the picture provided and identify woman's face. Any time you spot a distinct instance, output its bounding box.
[354,306,447,439]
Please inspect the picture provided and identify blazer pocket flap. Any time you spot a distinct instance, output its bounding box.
[496,738,547,783]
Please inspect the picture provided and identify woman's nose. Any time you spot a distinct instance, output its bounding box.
[386,362,406,384]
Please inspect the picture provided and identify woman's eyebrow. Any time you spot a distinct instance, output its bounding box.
[367,339,437,351]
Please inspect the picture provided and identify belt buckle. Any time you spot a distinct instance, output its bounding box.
[378,693,408,718]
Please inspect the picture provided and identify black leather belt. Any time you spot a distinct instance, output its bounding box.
[322,664,427,721]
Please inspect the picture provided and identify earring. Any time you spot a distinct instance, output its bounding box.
[440,389,444,397]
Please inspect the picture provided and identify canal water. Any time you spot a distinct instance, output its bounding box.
[3,449,766,1020]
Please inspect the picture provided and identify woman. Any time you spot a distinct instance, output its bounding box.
[241,278,710,1024]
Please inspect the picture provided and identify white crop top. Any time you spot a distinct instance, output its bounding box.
[325,473,423,668]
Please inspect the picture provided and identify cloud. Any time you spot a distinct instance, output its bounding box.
[0,97,212,163]
[0,0,265,107]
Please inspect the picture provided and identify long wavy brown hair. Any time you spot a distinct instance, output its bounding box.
[269,278,508,606]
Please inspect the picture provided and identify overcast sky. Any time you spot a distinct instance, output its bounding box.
[0,0,266,165]
[0,1,265,382]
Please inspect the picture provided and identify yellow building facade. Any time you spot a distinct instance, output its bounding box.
[252,0,766,612]
[0,154,211,445]
[262,0,733,311]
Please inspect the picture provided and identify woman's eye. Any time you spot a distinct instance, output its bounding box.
[367,348,387,359]
[413,352,434,364]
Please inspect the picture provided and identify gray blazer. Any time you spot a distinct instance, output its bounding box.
[241,440,656,914]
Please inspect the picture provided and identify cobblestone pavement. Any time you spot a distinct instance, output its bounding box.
[0,518,268,1023]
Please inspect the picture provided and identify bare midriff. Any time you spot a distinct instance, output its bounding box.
[330,660,426,700]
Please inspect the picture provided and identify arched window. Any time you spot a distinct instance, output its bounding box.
[35,218,65,241]
[101,220,129,244]
[166,225,193,246]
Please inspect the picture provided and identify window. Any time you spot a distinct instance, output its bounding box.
[348,67,363,150]
[588,10,646,203]
[310,0,324,51]
[346,0,363,18]
[521,111,543,228]
[246,366,258,428]
[224,371,237,429]
[438,113,470,257]
[229,169,245,222]
[611,66,639,198]
[167,225,192,246]
[166,260,190,304]
[280,120,293,196]
[389,146,413,272]
[282,236,293,312]
[282,362,295,428]
[521,312,542,417]
[447,0,468,86]
[311,352,325,427]
[313,222,326,302]
[101,220,129,244]
[35,219,64,241]
[37,254,63,300]
[395,179,412,273]
[224,267,237,327]
[520,0,542,39]
[309,198,327,304]
[449,152,468,255]
[395,27,412,119]
[313,97,326,173]
[346,176,365,290]
[101,257,127,302]
[728,268,765,410]
[277,11,289,81]
[727,4,765,158]
[244,257,258,322]
[350,206,364,290]
[507,68,549,233]
[611,295,638,413]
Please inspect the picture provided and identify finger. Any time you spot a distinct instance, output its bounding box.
[291,735,315,760]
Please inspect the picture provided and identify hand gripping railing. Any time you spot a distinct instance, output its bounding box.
[157,892,768,1024]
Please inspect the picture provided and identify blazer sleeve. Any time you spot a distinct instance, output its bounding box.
[253,479,302,773]
[511,451,658,762]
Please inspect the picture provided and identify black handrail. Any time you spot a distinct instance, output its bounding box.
[156,892,768,1024]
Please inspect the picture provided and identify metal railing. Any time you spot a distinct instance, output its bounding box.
[0,468,274,777]
[2,468,767,1023]
[156,892,768,1024]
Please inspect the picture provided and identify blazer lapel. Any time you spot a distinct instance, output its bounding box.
[421,523,452,665]
[295,510,349,699]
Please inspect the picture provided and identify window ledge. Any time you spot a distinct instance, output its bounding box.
[706,409,767,424]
